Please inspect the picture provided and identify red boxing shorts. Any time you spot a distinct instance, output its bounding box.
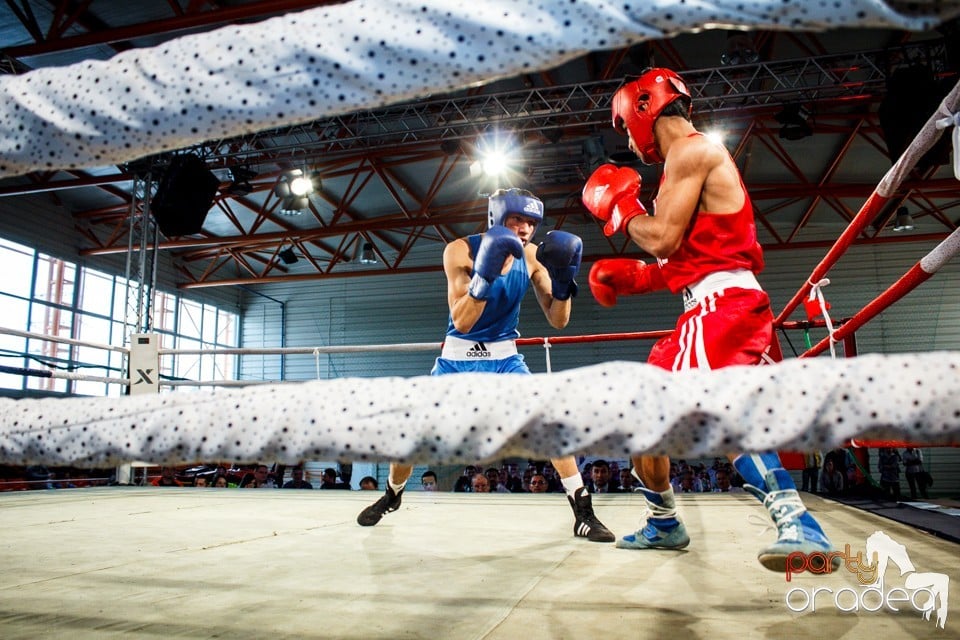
[648,287,775,372]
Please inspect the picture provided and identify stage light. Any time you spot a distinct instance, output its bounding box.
[274,169,316,214]
[893,207,915,232]
[279,247,298,264]
[470,132,520,179]
[289,174,313,197]
[358,242,378,265]
[721,33,759,66]
[225,166,256,196]
[775,104,812,141]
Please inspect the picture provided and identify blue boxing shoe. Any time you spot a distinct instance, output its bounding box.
[616,483,690,550]
[744,468,841,572]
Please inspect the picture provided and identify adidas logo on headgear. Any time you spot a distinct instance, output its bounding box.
[523,201,541,214]
[466,342,491,358]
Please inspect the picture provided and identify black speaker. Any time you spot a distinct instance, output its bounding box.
[151,154,220,236]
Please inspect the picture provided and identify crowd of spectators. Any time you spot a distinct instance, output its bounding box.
[448,458,749,494]
[2,450,932,498]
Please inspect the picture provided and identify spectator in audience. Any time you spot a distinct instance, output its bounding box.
[421,470,438,492]
[529,474,549,493]
[453,465,478,492]
[677,469,702,493]
[901,447,929,500]
[359,476,379,490]
[580,461,594,487]
[485,467,510,493]
[707,457,724,486]
[697,469,713,492]
[801,450,822,493]
[254,464,278,489]
[877,448,902,501]
[820,458,845,497]
[283,466,314,489]
[712,468,742,493]
[501,463,524,493]
[608,461,621,485]
[521,464,535,492]
[152,466,183,487]
[587,459,621,493]
[213,474,229,488]
[471,473,491,493]
[619,468,637,492]
[541,462,563,493]
[192,476,208,488]
[320,467,350,489]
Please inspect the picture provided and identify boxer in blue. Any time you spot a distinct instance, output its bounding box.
[358,188,614,542]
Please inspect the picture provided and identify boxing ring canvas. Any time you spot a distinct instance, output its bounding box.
[0,488,955,639]
[1,1,960,637]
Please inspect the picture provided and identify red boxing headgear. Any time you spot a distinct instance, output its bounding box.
[611,68,691,164]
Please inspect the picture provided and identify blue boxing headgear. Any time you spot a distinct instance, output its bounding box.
[488,188,544,238]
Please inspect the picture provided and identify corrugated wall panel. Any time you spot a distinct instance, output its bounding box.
[242,239,960,375]
[240,237,960,494]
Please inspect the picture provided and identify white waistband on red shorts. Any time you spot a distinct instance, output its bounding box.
[440,335,518,361]
[681,269,761,312]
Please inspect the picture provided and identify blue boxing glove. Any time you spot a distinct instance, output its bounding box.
[468,225,524,300]
[536,230,582,300]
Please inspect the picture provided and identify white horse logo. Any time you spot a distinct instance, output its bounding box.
[865,530,949,629]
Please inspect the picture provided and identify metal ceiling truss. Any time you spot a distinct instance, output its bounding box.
[191,39,950,167]
[4,33,957,287]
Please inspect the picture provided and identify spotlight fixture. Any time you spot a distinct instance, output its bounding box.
[358,242,378,265]
[440,139,461,155]
[892,206,915,232]
[225,166,257,196]
[775,104,812,141]
[469,131,520,179]
[274,169,316,214]
[721,33,759,66]
[279,247,298,265]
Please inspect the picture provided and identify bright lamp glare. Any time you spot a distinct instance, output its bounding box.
[482,153,509,177]
[289,175,313,196]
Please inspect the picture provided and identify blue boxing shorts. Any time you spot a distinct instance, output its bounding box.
[431,336,530,375]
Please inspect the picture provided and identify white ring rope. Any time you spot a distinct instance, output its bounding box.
[919,226,960,274]
[806,278,837,358]
[0,327,129,354]
[0,352,956,467]
[1,1,957,178]
[158,342,440,356]
[0,365,126,386]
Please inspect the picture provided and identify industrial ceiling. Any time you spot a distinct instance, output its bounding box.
[1,1,958,290]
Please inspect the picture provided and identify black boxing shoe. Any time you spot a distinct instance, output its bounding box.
[357,486,403,526]
[569,487,615,542]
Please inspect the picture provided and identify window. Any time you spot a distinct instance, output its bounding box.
[0,241,239,396]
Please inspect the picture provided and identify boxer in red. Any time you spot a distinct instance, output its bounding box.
[582,68,838,571]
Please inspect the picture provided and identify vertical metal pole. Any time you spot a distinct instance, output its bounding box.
[118,170,159,485]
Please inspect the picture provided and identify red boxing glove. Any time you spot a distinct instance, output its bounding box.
[588,258,668,307]
[581,164,648,237]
